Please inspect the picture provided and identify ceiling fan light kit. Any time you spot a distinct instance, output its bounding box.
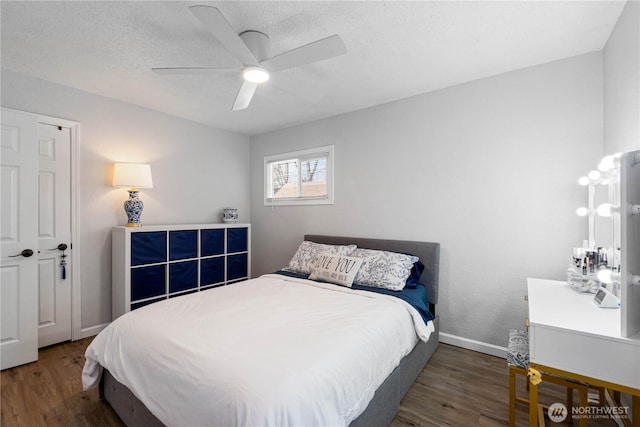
[242,67,270,84]
[152,5,347,111]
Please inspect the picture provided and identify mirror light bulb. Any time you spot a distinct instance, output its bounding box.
[597,269,619,284]
[598,155,615,172]
[596,203,613,217]
[576,207,590,217]
[588,170,601,180]
[578,176,590,186]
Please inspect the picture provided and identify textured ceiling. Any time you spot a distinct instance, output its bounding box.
[0,1,626,136]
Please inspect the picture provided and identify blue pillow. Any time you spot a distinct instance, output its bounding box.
[405,260,425,288]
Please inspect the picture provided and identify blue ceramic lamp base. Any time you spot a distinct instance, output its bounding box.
[124,189,144,227]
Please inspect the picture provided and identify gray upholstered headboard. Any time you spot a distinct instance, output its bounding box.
[304,235,440,314]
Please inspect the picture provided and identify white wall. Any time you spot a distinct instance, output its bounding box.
[604,0,640,155]
[1,70,250,334]
[250,52,604,347]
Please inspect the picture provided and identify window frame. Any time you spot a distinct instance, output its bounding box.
[264,145,334,206]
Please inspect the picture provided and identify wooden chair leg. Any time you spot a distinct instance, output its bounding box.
[509,366,517,427]
[537,404,545,427]
[529,380,539,427]
[632,394,639,427]
[598,387,605,406]
[578,385,588,427]
[566,386,573,411]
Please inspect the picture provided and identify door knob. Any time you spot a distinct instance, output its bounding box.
[9,249,34,258]
[50,243,68,251]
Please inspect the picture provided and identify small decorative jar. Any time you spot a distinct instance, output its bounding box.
[222,208,238,223]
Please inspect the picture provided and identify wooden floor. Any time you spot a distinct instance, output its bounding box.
[1,339,617,426]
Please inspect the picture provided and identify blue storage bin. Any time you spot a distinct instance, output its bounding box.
[131,265,166,300]
[131,232,167,266]
[227,253,248,281]
[201,257,225,286]
[169,230,198,261]
[227,228,248,253]
[201,229,224,257]
[170,261,198,293]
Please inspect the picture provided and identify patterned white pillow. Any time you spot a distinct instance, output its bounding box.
[308,253,363,287]
[287,241,357,275]
[351,248,419,291]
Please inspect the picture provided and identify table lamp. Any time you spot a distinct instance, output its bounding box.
[112,162,153,227]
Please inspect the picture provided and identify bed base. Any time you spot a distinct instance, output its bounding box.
[351,316,440,427]
[100,316,439,427]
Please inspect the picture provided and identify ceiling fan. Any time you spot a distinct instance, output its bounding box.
[153,5,347,111]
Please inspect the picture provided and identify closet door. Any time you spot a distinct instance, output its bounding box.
[1,109,74,368]
[37,123,72,348]
[1,109,39,369]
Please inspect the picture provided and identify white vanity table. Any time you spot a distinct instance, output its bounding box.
[527,277,640,426]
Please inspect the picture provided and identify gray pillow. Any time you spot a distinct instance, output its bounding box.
[287,241,357,275]
[308,253,363,287]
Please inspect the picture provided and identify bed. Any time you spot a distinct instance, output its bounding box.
[83,235,440,427]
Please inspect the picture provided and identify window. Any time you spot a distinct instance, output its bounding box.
[264,145,334,206]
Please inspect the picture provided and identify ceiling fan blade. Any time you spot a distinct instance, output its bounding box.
[152,67,237,75]
[261,34,346,72]
[232,80,258,111]
[188,5,258,66]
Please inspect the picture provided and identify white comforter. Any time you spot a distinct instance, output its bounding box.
[82,274,434,427]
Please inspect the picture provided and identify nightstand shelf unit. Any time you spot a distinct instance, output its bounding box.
[112,223,250,319]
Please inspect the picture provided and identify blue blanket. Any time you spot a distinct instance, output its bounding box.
[273,270,434,326]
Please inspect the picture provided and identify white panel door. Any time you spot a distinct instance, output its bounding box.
[1,109,39,369]
[37,123,71,347]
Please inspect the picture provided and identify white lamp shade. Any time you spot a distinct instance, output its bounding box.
[112,163,153,189]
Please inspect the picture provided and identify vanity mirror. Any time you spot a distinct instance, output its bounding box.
[576,154,621,255]
[575,150,640,337]
[619,150,640,337]
[572,154,622,293]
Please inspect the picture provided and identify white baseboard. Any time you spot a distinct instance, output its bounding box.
[79,322,110,339]
[439,332,508,359]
